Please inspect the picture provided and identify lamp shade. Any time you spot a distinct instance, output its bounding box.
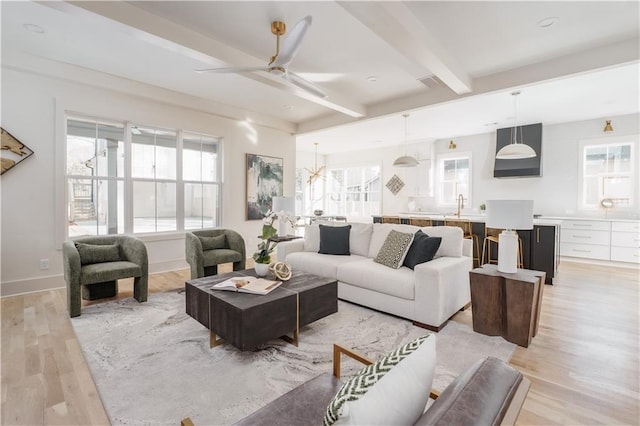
[495,143,537,159]
[486,200,534,230]
[272,196,295,215]
[393,155,419,167]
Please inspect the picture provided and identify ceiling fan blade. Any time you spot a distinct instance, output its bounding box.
[195,66,266,74]
[272,15,312,68]
[284,71,327,99]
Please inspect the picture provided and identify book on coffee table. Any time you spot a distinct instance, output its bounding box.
[212,277,282,295]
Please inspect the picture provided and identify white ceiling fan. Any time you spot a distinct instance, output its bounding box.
[196,16,327,99]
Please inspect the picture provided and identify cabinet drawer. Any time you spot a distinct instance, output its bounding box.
[561,220,610,231]
[610,246,640,263]
[611,231,640,248]
[560,229,610,245]
[611,221,640,233]
[560,242,610,260]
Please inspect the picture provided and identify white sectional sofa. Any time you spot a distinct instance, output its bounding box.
[277,222,473,331]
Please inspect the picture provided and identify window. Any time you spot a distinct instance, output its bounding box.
[183,132,221,230]
[437,153,471,206]
[326,165,381,219]
[66,115,221,237]
[580,138,635,209]
[66,118,125,236]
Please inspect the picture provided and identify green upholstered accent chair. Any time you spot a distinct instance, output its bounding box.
[185,229,246,279]
[63,235,149,318]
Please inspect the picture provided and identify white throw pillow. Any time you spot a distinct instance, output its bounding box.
[323,334,436,426]
[421,226,463,257]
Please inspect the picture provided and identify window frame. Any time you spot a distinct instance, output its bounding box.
[436,151,473,207]
[578,135,638,211]
[64,113,222,239]
[324,162,382,220]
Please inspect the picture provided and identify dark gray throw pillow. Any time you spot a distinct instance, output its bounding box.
[198,234,227,251]
[75,242,121,265]
[403,230,442,269]
[319,224,352,255]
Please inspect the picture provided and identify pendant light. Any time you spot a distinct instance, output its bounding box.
[393,113,419,167]
[496,91,536,160]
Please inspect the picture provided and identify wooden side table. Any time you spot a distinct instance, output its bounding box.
[469,264,545,347]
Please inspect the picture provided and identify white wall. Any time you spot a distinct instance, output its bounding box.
[318,113,639,218]
[1,67,296,296]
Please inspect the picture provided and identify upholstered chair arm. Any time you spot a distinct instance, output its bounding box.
[225,230,246,266]
[119,236,149,275]
[62,241,81,286]
[185,232,205,278]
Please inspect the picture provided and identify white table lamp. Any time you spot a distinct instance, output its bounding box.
[272,196,296,236]
[485,200,534,273]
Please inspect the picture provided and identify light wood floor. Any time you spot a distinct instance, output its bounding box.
[1,262,638,425]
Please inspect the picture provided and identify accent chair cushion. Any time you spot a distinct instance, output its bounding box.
[202,249,242,267]
[75,242,121,265]
[198,234,227,251]
[319,224,352,255]
[403,230,442,269]
[373,230,414,269]
[323,334,436,426]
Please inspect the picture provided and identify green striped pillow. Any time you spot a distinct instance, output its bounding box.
[323,334,435,425]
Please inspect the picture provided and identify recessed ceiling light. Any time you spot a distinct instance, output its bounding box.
[24,23,45,34]
[537,17,559,28]
[366,76,377,83]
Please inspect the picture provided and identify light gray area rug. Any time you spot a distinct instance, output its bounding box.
[71,290,515,426]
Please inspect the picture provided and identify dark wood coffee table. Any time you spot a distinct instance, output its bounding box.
[185,269,338,351]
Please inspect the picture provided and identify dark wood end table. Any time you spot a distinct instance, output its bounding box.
[469,264,545,348]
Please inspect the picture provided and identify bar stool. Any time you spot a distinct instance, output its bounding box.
[444,218,480,267]
[481,227,524,268]
[409,217,433,227]
[381,216,401,224]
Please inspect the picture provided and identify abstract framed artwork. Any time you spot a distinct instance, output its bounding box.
[246,153,283,220]
[1,127,34,175]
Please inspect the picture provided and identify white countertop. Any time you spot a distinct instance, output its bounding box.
[388,212,563,226]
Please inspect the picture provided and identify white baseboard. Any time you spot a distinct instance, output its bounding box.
[1,258,190,298]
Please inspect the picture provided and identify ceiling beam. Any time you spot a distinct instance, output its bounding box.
[47,1,366,118]
[338,1,472,95]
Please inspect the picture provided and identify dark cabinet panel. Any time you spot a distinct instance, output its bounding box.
[532,225,556,285]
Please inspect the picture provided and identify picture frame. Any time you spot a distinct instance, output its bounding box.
[246,153,283,220]
[1,127,34,175]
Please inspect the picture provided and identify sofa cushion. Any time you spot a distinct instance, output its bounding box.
[368,223,420,258]
[319,224,351,255]
[373,230,414,269]
[287,252,368,281]
[323,334,436,426]
[198,234,226,250]
[80,261,141,285]
[403,231,442,269]
[304,222,373,257]
[337,259,414,300]
[421,226,464,258]
[75,242,121,265]
[202,249,242,266]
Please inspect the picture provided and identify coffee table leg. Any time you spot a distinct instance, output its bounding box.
[210,331,226,348]
[281,293,299,347]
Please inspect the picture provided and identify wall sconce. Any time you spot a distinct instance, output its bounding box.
[604,120,613,132]
[448,140,457,149]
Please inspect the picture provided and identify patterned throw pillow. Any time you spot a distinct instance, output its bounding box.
[373,229,414,269]
[323,334,436,426]
[75,242,121,265]
[198,234,226,251]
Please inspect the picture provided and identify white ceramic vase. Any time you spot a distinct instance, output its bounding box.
[254,262,269,277]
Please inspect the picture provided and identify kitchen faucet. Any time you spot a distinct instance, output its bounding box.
[457,194,465,218]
